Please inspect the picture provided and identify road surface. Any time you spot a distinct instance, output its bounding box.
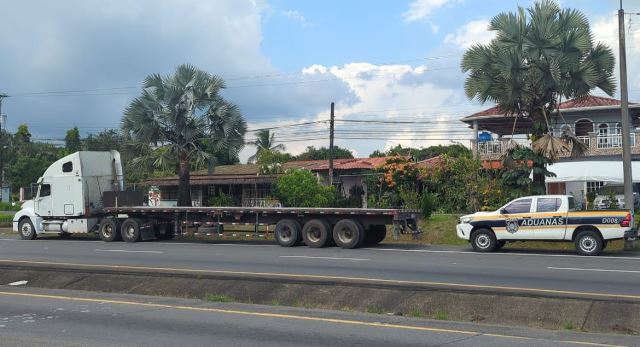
[0,286,636,347]
[0,235,639,299]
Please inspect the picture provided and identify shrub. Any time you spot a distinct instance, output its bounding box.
[420,191,436,219]
[208,192,235,207]
[0,201,20,211]
[273,169,335,207]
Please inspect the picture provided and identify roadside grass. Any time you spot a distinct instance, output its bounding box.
[0,213,14,223]
[204,294,233,303]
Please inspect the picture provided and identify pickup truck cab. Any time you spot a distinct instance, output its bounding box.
[456,195,636,256]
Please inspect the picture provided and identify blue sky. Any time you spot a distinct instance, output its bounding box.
[0,0,638,160]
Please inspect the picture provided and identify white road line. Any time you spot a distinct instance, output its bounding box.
[548,266,640,274]
[94,249,164,254]
[279,255,370,261]
[366,247,640,261]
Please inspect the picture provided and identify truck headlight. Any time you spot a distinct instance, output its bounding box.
[460,217,471,223]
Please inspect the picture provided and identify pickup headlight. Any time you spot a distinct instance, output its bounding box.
[460,217,471,223]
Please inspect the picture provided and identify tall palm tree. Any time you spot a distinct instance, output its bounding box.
[247,129,285,163]
[122,64,247,206]
[461,0,615,189]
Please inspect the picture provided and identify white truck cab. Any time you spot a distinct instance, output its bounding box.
[12,151,124,239]
[456,195,635,256]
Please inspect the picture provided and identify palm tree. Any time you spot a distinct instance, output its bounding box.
[461,0,615,189]
[247,129,285,163]
[122,64,247,206]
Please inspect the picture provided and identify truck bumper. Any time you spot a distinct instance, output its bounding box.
[456,223,472,240]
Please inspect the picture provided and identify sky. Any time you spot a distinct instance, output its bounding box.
[1,0,639,162]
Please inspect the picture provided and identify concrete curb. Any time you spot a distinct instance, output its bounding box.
[1,265,638,336]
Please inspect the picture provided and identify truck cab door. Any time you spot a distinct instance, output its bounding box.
[531,197,567,240]
[34,182,53,217]
[499,198,534,240]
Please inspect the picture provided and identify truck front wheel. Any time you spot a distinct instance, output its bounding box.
[275,219,301,247]
[99,219,121,242]
[471,228,496,252]
[575,230,603,256]
[302,219,332,248]
[121,218,142,243]
[18,218,37,240]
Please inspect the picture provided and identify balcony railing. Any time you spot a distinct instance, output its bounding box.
[477,134,637,157]
[596,134,635,148]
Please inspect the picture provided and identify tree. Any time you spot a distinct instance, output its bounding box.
[294,146,354,160]
[256,149,293,174]
[461,0,615,189]
[247,129,285,163]
[64,126,82,153]
[122,64,247,206]
[368,144,470,161]
[272,169,335,207]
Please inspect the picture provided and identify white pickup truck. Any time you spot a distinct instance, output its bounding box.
[456,195,636,256]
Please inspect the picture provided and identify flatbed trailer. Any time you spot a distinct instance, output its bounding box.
[101,205,421,248]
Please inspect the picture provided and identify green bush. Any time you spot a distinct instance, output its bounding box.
[420,191,436,219]
[208,192,235,207]
[0,202,20,211]
[0,214,14,222]
[273,169,335,207]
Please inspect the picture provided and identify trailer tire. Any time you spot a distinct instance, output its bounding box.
[275,219,301,247]
[155,223,175,240]
[18,218,37,240]
[575,230,603,256]
[121,218,142,243]
[364,225,387,246]
[99,219,121,242]
[302,219,332,248]
[471,228,496,252]
[333,219,365,249]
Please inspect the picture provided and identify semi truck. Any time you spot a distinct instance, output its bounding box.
[12,151,420,249]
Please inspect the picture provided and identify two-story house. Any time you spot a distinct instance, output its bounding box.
[462,96,640,207]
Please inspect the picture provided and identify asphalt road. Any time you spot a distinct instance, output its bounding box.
[1,235,639,299]
[0,286,636,347]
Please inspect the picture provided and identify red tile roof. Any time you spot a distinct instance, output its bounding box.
[415,155,443,169]
[285,157,393,171]
[464,96,634,121]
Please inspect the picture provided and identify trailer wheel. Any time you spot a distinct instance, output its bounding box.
[275,219,301,247]
[333,219,365,249]
[18,218,37,240]
[302,219,332,248]
[121,218,142,243]
[471,228,496,252]
[364,225,387,246]
[99,219,121,242]
[155,223,175,240]
[575,230,603,256]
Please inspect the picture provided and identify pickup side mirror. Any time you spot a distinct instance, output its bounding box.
[499,208,507,214]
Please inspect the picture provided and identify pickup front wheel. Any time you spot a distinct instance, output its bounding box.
[575,230,603,256]
[471,228,496,252]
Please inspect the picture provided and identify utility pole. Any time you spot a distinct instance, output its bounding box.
[329,102,335,186]
[619,1,635,250]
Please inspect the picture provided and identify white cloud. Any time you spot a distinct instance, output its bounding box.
[239,61,474,161]
[281,9,307,24]
[444,19,494,49]
[403,0,451,22]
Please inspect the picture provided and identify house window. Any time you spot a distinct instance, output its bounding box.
[598,123,609,147]
[586,181,604,194]
[574,119,593,137]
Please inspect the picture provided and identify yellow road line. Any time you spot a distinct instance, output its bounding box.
[0,290,627,347]
[0,259,639,301]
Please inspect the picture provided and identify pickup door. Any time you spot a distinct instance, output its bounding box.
[529,197,568,240]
